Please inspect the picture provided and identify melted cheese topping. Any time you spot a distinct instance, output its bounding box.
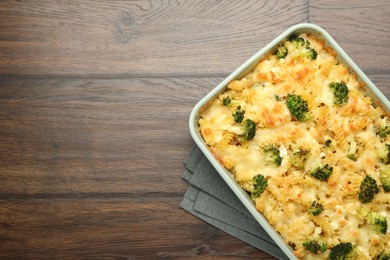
[198,33,389,259]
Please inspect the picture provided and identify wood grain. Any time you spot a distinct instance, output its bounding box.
[0,0,308,77]
[309,0,390,74]
[0,77,219,196]
[0,198,269,259]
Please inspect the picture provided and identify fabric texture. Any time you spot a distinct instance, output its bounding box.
[180,146,289,260]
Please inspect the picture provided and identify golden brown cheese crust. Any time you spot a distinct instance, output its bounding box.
[198,33,389,259]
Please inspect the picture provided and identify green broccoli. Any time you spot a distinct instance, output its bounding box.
[367,212,388,234]
[242,119,256,141]
[223,96,231,106]
[358,175,379,203]
[377,125,390,138]
[302,48,318,60]
[358,208,388,235]
[263,144,282,166]
[289,35,308,48]
[233,106,245,123]
[329,82,349,105]
[290,149,310,169]
[310,164,333,181]
[302,238,327,254]
[329,242,358,260]
[275,46,288,59]
[376,251,390,260]
[378,144,390,165]
[288,35,317,60]
[307,200,324,216]
[286,94,310,122]
[251,174,268,198]
[380,166,390,192]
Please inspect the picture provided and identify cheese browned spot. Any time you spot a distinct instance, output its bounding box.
[198,33,389,259]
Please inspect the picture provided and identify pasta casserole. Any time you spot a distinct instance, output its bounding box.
[198,33,389,259]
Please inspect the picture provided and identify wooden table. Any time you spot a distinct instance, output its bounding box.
[0,1,389,259]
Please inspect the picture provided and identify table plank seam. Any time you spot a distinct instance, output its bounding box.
[0,191,185,200]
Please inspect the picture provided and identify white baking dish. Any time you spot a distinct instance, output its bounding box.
[188,23,390,260]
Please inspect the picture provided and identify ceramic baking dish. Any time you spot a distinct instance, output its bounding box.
[188,23,390,259]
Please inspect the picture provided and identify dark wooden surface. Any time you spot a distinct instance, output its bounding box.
[0,1,389,259]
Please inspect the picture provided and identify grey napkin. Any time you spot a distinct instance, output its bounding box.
[180,146,289,260]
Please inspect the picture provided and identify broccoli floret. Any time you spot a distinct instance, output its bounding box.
[307,200,324,216]
[237,119,256,142]
[358,175,379,203]
[302,238,327,254]
[303,48,318,60]
[251,174,268,198]
[377,118,390,138]
[368,212,388,234]
[286,94,310,122]
[290,149,310,169]
[329,82,349,105]
[232,106,245,123]
[275,46,288,59]
[223,96,231,106]
[289,35,308,48]
[263,144,282,166]
[241,118,256,141]
[380,166,390,192]
[378,144,390,165]
[376,251,390,260]
[358,208,388,235]
[377,126,390,138]
[329,243,358,260]
[310,164,333,181]
[288,35,317,60]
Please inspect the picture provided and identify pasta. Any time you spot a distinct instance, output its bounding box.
[198,33,389,259]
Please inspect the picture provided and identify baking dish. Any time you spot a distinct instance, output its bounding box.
[188,23,390,259]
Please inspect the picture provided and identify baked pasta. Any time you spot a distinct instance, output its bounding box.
[198,33,389,259]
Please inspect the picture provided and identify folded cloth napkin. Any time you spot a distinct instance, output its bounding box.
[180,146,289,260]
